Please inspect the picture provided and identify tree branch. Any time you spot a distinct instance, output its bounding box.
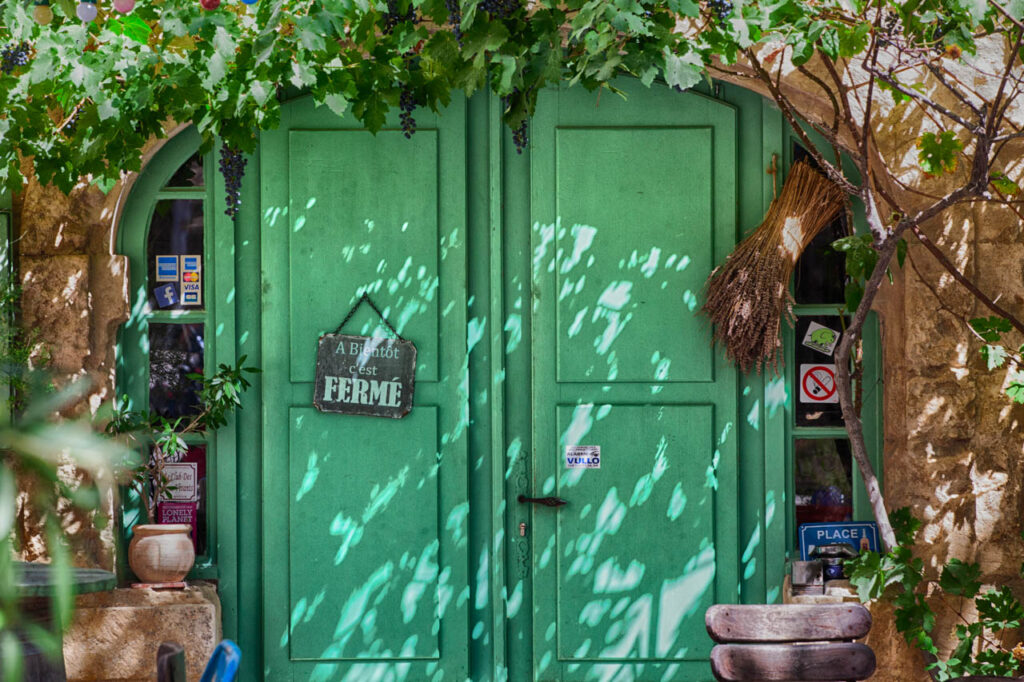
[746,49,860,194]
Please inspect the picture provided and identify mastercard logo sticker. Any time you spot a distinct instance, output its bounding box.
[183,272,200,282]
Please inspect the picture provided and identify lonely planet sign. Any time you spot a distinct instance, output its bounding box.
[314,334,416,419]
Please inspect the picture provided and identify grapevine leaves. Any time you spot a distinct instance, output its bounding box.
[0,0,1020,197]
[917,130,963,176]
[848,508,1024,678]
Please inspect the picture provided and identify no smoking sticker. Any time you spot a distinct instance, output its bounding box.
[800,364,838,403]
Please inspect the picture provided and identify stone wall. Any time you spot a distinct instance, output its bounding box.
[11,130,175,569]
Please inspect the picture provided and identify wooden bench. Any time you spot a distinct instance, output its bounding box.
[705,604,876,681]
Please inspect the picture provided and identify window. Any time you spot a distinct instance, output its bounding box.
[785,143,883,552]
[118,137,218,572]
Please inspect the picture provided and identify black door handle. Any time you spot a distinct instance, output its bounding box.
[517,494,568,507]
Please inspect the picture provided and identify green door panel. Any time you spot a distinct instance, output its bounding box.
[552,127,715,383]
[526,81,739,682]
[261,96,470,680]
[554,403,716,661]
[287,405,446,660]
[287,130,443,383]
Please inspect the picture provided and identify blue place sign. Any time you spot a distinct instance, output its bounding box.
[799,521,880,560]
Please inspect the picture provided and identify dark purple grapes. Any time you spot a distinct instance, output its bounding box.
[708,0,732,22]
[478,0,518,19]
[445,0,462,43]
[502,91,529,154]
[62,109,79,136]
[399,88,417,139]
[1,42,30,75]
[511,119,528,153]
[382,0,415,34]
[218,145,247,219]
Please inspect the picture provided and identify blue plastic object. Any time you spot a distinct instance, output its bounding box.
[199,640,241,682]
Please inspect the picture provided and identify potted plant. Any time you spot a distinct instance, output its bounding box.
[106,357,257,583]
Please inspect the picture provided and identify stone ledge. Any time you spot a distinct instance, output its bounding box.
[65,581,220,682]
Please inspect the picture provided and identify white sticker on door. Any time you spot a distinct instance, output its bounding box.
[566,445,600,469]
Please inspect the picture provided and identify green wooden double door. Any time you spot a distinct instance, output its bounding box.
[259,81,772,681]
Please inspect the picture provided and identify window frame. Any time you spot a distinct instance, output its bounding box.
[778,134,885,559]
[116,127,239,581]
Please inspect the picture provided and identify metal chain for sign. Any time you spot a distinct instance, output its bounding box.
[334,292,406,340]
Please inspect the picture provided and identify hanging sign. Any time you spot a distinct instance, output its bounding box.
[314,293,416,419]
[799,364,838,403]
[802,322,841,356]
[565,445,600,469]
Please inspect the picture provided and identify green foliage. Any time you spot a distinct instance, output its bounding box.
[830,233,908,312]
[938,558,981,598]
[990,171,1021,196]
[0,0,1018,193]
[0,277,51,413]
[970,316,1013,342]
[966,317,1024,402]
[847,508,1024,680]
[917,130,963,176]
[105,356,258,524]
[0,281,133,680]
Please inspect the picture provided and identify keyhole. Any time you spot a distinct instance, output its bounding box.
[519,522,527,537]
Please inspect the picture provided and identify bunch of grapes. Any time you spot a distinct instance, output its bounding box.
[511,119,528,154]
[382,0,415,34]
[707,0,732,22]
[1,42,30,76]
[62,109,80,136]
[399,88,417,139]
[445,0,463,43]
[218,145,247,219]
[502,91,529,154]
[478,0,518,19]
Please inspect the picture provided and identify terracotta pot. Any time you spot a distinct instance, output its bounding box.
[128,524,195,583]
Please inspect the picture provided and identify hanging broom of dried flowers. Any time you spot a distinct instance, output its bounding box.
[702,160,846,374]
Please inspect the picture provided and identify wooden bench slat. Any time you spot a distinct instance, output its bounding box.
[710,643,876,681]
[705,604,872,643]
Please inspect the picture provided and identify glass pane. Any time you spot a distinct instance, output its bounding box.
[155,443,208,556]
[791,142,849,304]
[794,216,848,304]
[166,153,204,188]
[794,315,846,428]
[149,323,204,420]
[794,439,853,538]
[146,200,205,311]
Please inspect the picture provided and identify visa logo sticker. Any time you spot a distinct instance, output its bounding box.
[181,281,201,306]
[155,255,179,282]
